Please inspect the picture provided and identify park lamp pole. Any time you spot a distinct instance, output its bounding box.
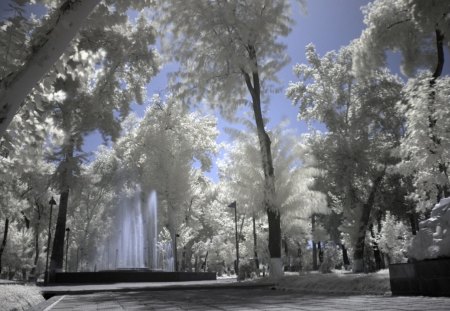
[65,227,70,272]
[228,201,239,277]
[45,196,57,284]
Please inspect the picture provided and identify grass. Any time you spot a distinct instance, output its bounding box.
[256,269,391,295]
[0,283,44,311]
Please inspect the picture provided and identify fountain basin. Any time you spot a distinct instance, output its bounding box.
[51,270,217,284]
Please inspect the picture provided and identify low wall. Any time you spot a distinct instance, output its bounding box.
[51,270,217,284]
[389,258,450,297]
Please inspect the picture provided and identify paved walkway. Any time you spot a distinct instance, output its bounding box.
[37,288,450,311]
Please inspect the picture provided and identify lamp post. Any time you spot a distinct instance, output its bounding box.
[228,201,239,277]
[45,196,56,284]
[65,228,70,272]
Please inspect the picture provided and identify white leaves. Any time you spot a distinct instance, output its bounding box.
[353,0,448,77]
[156,0,294,112]
[397,74,450,207]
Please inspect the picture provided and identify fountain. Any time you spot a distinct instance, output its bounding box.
[112,190,174,271]
[49,190,215,284]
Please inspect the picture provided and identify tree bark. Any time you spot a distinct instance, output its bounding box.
[242,45,281,278]
[370,224,383,271]
[31,201,42,277]
[317,241,323,264]
[352,173,384,273]
[0,0,101,138]
[341,244,350,267]
[312,214,318,270]
[252,214,259,271]
[49,143,74,280]
[409,211,419,235]
[0,218,10,274]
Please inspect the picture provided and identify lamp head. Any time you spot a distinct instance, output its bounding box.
[49,197,57,206]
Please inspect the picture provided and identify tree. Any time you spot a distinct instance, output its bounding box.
[104,95,218,271]
[0,0,102,137]
[0,0,159,138]
[46,8,159,276]
[157,0,304,278]
[353,0,450,208]
[353,0,449,78]
[287,44,403,272]
[219,118,327,271]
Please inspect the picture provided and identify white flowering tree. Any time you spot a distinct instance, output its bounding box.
[157,0,304,278]
[109,95,218,270]
[286,44,403,272]
[0,0,160,138]
[219,118,327,270]
[353,0,450,208]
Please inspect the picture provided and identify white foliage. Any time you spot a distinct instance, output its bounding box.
[219,119,327,228]
[156,0,299,117]
[376,211,411,264]
[397,75,450,209]
[353,0,450,77]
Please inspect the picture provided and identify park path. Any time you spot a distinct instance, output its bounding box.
[39,288,450,311]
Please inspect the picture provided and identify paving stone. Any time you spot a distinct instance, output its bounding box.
[39,288,450,311]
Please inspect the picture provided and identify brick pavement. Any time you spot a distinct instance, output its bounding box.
[42,288,450,311]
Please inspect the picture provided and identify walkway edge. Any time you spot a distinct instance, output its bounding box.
[40,282,276,299]
[27,295,64,311]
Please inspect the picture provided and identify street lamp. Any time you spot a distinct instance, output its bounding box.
[65,227,70,272]
[45,196,57,284]
[228,201,239,277]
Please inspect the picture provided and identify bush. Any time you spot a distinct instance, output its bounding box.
[319,243,342,273]
[0,284,44,311]
[238,261,254,280]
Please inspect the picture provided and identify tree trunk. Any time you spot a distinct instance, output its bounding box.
[31,202,42,277]
[0,0,101,138]
[0,218,10,274]
[370,224,383,271]
[201,251,208,272]
[252,215,259,271]
[341,244,350,267]
[312,214,318,270]
[352,173,384,273]
[50,144,74,280]
[409,211,419,235]
[318,241,323,264]
[243,44,281,279]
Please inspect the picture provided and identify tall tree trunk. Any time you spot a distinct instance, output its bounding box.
[409,211,419,235]
[370,224,383,271]
[0,0,101,138]
[312,214,318,270]
[49,143,74,281]
[252,214,259,271]
[201,251,208,272]
[31,202,42,278]
[0,218,10,274]
[243,45,281,279]
[317,241,323,264]
[341,244,350,267]
[352,173,384,273]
